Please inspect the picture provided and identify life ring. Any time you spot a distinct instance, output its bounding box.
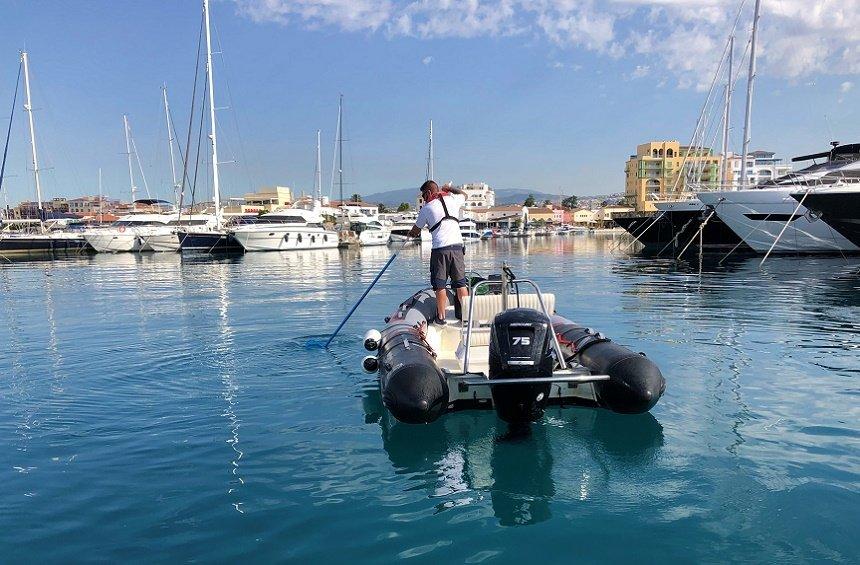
[118,226,126,233]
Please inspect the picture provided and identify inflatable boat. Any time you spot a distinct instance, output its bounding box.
[361,266,666,424]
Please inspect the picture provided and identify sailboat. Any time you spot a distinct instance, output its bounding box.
[142,86,218,252]
[178,0,242,253]
[84,115,182,253]
[0,51,90,256]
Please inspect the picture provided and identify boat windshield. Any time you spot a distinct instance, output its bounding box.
[167,219,210,226]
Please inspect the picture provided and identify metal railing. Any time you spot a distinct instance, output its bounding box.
[461,275,567,374]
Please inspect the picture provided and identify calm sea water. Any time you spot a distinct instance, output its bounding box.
[1,235,858,563]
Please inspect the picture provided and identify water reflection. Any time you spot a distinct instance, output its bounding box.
[362,387,664,527]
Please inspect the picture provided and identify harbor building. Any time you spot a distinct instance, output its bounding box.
[625,141,722,212]
[460,182,496,211]
[240,186,294,214]
[525,206,555,223]
[726,150,792,187]
[68,196,118,216]
[571,208,597,226]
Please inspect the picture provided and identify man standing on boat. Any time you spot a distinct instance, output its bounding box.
[408,180,468,325]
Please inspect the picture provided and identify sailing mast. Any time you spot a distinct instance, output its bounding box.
[315,129,322,205]
[337,94,344,223]
[720,35,734,188]
[21,51,43,230]
[426,119,434,181]
[739,0,761,189]
[98,168,103,223]
[162,84,180,207]
[203,0,222,227]
[122,114,137,205]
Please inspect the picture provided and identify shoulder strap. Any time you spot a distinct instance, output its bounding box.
[428,196,460,233]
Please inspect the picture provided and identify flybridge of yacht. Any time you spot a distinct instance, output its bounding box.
[792,142,860,163]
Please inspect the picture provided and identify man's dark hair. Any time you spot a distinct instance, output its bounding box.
[419,180,438,194]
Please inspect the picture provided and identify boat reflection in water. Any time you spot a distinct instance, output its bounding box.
[362,387,663,526]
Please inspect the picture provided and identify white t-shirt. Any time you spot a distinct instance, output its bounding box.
[415,193,465,249]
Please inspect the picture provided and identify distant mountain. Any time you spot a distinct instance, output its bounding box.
[362,187,572,208]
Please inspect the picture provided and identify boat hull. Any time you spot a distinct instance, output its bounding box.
[359,230,390,246]
[231,227,339,252]
[84,230,140,253]
[794,190,860,248]
[699,190,859,253]
[0,233,91,255]
[177,230,243,253]
[142,232,181,252]
[614,207,745,250]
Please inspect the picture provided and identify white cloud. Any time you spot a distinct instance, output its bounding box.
[234,0,860,83]
[840,81,853,93]
[422,55,434,65]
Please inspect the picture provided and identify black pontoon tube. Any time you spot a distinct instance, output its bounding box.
[377,289,452,423]
[552,316,665,414]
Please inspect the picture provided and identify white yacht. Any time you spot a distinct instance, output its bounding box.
[389,217,430,243]
[459,219,481,243]
[84,210,176,253]
[697,144,860,254]
[230,209,339,251]
[348,216,390,246]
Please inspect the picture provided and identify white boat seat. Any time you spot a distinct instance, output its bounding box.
[461,293,555,328]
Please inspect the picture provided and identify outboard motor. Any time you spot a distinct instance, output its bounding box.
[488,308,555,423]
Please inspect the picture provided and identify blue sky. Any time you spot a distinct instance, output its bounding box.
[0,0,858,204]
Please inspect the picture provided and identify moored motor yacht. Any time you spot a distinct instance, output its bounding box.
[230,209,339,251]
[83,209,176,253]
[459,219,481,243]
[389,217,431,243]
[697,143,860,254]
[347,216,390,246]
[697,188,858,254]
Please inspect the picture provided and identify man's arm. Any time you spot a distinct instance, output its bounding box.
[446,186,465,196]
[408,207,427,238]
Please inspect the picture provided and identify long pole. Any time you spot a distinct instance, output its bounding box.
[162,84,179,207]
[21,51,43,229]
[325,240,410,348]
[739,0,761,189]
[204,0,222,227]
[720,35,734,188]
[123,114,136,205]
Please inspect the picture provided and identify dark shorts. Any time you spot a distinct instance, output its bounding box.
[430,245,468,290]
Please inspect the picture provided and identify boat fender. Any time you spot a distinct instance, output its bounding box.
[362,356,379,373]
[364,329,381,351]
